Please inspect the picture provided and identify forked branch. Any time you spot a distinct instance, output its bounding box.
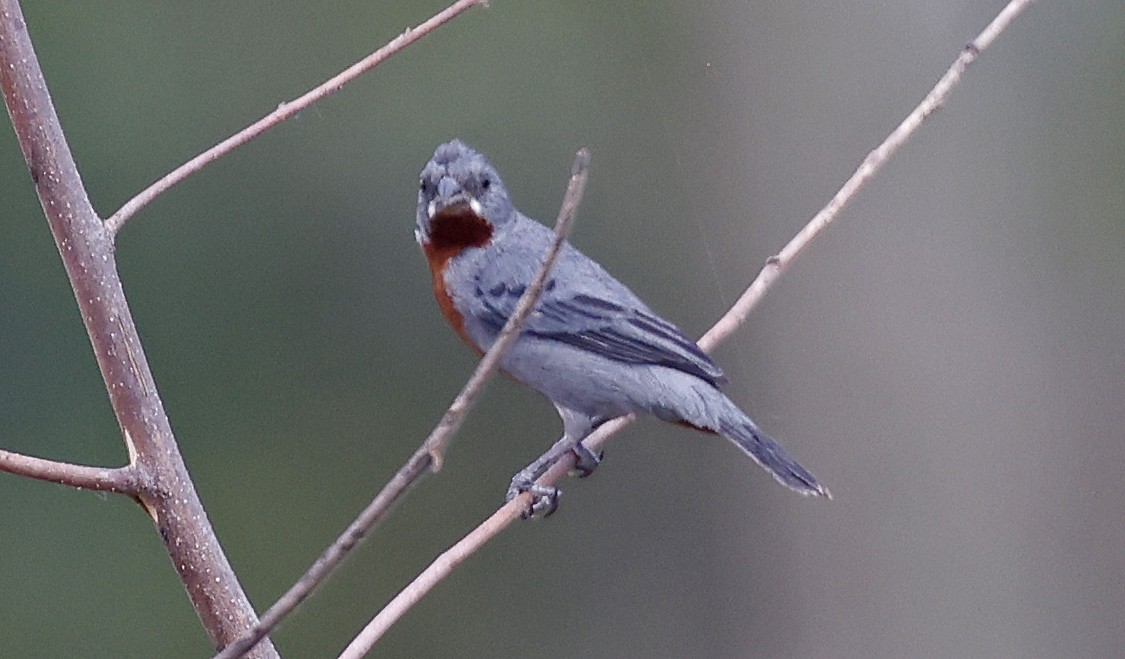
[103,0,488,237]
[340,1,1040,655]
[214,149,590,659]
[1,0,489,654]
[0,1,277,654]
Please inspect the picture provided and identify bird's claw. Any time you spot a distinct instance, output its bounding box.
[570,442,602,478]
[506,480,560,519]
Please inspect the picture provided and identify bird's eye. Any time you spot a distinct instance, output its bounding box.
[481,177,491,190]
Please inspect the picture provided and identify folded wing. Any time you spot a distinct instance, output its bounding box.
[472,244,725,387]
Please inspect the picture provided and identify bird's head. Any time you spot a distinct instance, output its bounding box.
[415,140,514,251]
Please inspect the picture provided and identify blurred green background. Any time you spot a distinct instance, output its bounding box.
[3,1,1124,657]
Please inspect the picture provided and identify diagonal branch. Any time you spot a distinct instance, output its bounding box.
[104,0,488,238]
[699,0,1038,349]
[0,449,141,495]
[339,0,1040,655]
[213,149,591,659]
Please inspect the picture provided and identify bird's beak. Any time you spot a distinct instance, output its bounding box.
[428,176,484,221]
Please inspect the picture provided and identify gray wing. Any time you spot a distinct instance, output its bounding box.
[473,242,726,386]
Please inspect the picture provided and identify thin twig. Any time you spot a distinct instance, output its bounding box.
[0,449,140,494]
[339,1,1039,654]
[700,0,1037,349]
[338,493,529,659]
[214,149,591,659]
[103,0,488,238]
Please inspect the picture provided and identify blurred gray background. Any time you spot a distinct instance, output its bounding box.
[2,1,1123,657]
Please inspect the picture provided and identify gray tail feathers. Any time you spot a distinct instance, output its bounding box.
[719,412,831,498]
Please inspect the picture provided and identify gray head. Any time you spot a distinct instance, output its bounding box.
[415,140,515,247]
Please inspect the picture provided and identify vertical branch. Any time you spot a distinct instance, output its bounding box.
[0,3,276,656]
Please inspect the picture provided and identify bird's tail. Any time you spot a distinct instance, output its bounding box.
[717,405,830,499]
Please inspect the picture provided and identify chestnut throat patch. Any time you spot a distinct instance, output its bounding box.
[426,204,492,252]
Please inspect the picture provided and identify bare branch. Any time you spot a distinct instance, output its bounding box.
[340,1,1040,654]
[1,2,276,654]
[214,149,591,659]
[5,0,492,650]
[339,415,638,657]
[103,0,488,238]
[338,493,529,659]
[0,449,141,495]
[700,0,1039,349]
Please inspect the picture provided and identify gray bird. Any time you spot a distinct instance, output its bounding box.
[415,140,829,514]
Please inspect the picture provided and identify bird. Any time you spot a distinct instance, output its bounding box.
[414,140,829,515]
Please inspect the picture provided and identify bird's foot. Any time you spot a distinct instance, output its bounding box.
[506,479,560,519]
[505,434,600,518]
[570,442,602,478]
